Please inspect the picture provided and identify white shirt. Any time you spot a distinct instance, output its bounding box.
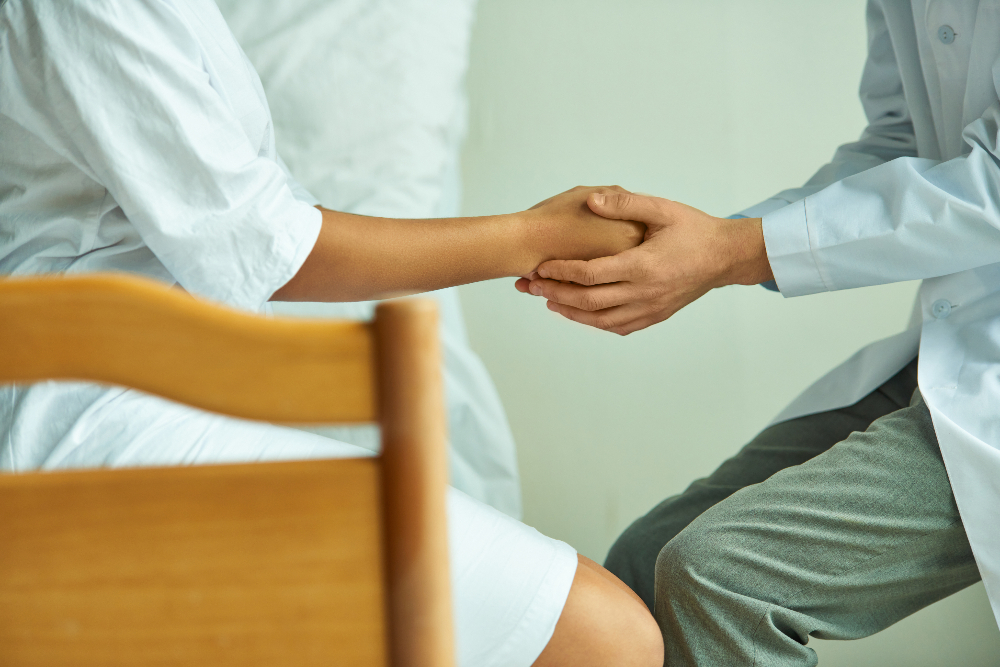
[0,0,322,312]
[0,0,324,469]
[742,0,1000,628]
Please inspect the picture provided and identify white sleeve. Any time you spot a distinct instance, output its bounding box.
[762,107,1000,296]
[0,0,321,311]
[753,0,1000,299]
[737,0,918,219]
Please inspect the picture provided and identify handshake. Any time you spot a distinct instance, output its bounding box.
[515,187,773,336]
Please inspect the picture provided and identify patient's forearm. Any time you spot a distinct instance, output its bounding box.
[273,209,537,302]
[272,191,645,303]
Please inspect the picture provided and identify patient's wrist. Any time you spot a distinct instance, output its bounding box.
[508,211,545,276]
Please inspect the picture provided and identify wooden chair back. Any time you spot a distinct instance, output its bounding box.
[0,274,453,667]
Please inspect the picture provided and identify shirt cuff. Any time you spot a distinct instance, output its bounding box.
[761,200,828,297]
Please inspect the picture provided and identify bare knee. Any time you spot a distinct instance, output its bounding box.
[533,555,663,667]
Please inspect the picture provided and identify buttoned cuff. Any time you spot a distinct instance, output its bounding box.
[761,200,828,297]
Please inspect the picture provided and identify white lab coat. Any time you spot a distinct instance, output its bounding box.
[740,0,1000,627]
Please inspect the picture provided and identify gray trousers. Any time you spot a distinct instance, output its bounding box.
[605,359,981,666]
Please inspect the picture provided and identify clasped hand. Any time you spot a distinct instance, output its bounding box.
[518,187,773,336]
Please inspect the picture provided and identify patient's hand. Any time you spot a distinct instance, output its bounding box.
[516,186,646,276]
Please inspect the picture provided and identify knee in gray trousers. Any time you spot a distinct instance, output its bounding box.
[603,359,920,611]
[605,361,980,666]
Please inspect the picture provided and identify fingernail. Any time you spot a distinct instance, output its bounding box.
[592,193,606,206]
[529,283,542,296]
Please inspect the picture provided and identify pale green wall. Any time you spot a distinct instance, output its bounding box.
[458,1,1000,664]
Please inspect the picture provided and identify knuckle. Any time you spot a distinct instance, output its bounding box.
[639,285,663,302]
[650,300,673,319]
[633,259,655,282]
[561,306,582,322]
[581,266,599,286]
[643,304,664,321]
[594,314,618,331]
[557,308,573,321]
[616,192,635,211]
[579,292,603,311]
[549,263,571,282]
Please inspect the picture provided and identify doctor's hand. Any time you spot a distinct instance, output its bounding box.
[515,190,773,335]
[515,186,646,276]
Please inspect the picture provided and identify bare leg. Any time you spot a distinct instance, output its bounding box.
[533,555,663,667]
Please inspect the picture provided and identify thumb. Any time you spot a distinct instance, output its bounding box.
[588,190,670,227]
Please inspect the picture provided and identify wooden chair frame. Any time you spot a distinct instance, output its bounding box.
[0,273,454,667]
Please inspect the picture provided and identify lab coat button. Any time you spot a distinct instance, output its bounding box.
[932,299,952,319]
[938,25,956,44]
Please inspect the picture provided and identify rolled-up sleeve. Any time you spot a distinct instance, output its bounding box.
[0,0,321,310]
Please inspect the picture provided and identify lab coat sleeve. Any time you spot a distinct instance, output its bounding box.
[764,104,1000,296]
[0,0,321,311]
[737,0,918,220]
[759,0,1000,297]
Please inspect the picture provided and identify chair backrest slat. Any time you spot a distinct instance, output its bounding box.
[0,459,389,667]
[0,274,376,423]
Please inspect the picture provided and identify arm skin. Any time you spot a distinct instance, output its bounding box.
[516,188,773,336]
[271,187,645,303]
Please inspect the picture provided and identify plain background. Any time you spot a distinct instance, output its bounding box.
[457,1,1000,664]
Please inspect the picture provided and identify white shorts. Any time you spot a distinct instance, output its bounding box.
[1,382,578,667]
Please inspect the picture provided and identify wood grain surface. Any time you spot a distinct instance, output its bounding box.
[375,300,455,667]
[0,274,376,423]
[0,459,388,666]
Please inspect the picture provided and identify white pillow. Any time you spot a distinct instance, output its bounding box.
[216,0,474,219]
